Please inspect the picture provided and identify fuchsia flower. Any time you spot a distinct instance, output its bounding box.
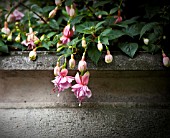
[114,10,122,24]
[71,72,92,106]
[105,50,113,63]
[1,21,10,37]
[21,27,39,50]
[51,68,74,96]
[6,9,24,22]
[60,24,75,44]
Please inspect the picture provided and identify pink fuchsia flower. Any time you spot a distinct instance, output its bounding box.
[162,53,170,67]
[105,50,113,63]
[21,27,39,50]
[13,9,24,21]
[63,24,75,38]
[60,35,71,44]
[114,10,122,24]
[6,9,24,22]
[51,68,74,96]
[71,72,92,106]
[65,4,76,17]
[78,55,87,72]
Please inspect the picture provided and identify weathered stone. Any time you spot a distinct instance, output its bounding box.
[0,51,168,71]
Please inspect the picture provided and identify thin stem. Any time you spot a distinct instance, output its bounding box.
[19,3,48,24]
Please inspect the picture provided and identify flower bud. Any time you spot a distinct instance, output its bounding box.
[1,21,10,37]
[162,53,170,67]
[78,56,87,72]
[55,0,62,6]
[49,7,58,18]
[40,34,45,41]
[56,41,63,48]
[143,38,149,45]
[29,49,37,61]
[54,62,60,76]
[7,32,12,41]
[105,50,113,63]
[69,5,75,17]
[15,33,21,42]
[163,35,166,40]
[97,41,103,51]
[82,37,87,48]
[57,46,64,52]
[69,54,76,69]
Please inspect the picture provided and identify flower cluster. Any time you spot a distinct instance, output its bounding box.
[0,0,170,105]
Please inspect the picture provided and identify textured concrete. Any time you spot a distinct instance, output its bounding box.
[0,51,168,70]
[0,51,170,137]
[0,108,170,138]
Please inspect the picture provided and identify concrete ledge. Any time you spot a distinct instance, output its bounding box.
[0,51,168,70]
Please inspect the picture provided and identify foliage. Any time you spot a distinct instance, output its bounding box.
[0,0,169,60]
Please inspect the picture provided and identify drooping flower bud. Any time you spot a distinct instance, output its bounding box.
[55,0,62,6]
[69,5,75,17]
[40,34,45,41]
[69,54,76,69]
[105,50,113,63]
[49,7,58,18]
[143,38,149,45]
[29,49,37,61]
[54,62,60,76]
[56,41,63,48]
[82,37,87,48]
[7,32,12,41]
[15,33,21,42]
[97,41,103,51]
[1,21,10,38]
[78,55,87,72]
[162,53,170,67]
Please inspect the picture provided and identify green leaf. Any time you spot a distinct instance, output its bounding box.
[100,29,125,40]
[67,37,81,46]
[0,40,8,53]
[48,19,59,30]
[95,21,106,29]
[93,0,110,8]
[76,22,95,34]
[47,32,57,38]
[95,11,108,16]
[142,44,160,54]
[31,4,43,13]
[100,37,109,45]
[124,23,143,38]
[140,22,159,39]
[70,15,84,25]
[87,43,102,64]
[110,7,118,14]
[65,0,73,6]
[118,42,138,58]
[43,6,55,13]
[41,41,50,50]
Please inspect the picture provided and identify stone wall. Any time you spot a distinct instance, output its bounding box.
[0,51,170,138]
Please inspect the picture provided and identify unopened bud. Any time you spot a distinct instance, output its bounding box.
[69,54,76,69]
[162,53,170,67]
[49,7,58,18]
[40,34,45,41]
[69,5,75,17]
[54,62,60,76]
[163,35,166,40]
[15,33,21,42]
[82,37,87,48]
[78,56,87,72]
[7,32,12,41]
[55,0,62,6]
[97,41,103,51]
[29,49,37,61]
[57,46,64,52]
[105,50,113,63]
[56,41,63,48]
[143,38,149,45]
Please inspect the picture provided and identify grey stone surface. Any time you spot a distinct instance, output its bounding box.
[0,108,170,138]
[0,70,170,108]
[0,51,167,70]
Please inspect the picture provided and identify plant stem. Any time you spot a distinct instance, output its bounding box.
[19,3,48,24]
